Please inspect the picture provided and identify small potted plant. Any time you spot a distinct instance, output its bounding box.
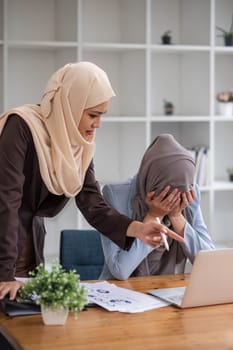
[163,99,174,115]
[216,89,233,116]
[161,30,172,45]
[216,14,233,46]
[226,167,233,182]
[18,260,88,325]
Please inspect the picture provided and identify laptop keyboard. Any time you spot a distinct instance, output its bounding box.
[148,286,186,306]
[167,294,184,304]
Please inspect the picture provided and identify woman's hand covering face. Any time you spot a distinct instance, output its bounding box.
[145,185,181,219]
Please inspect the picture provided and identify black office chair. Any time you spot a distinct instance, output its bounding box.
[59,229,104,280]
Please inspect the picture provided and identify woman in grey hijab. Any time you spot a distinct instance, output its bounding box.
[100,134,215,280]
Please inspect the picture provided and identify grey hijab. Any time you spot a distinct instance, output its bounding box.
[131,133,195,221]
[131,133,196,276]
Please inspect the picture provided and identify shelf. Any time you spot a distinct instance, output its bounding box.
[213,181,233,191]
[151,45,211,53]
[215,0,233,47]
[7,41,79,49]
[1,0,233,256]
[6,0,78,42]
[150,0,210,46]
[94,122,147,183]
[199,185,212,192]
[214,116,233,121]
[83,49,146,116]
[151,51,210,116]
[102,116,147,122]
[150,121,210,149]
[214,47,233,54]
[213,190,233,242]
[6,47,77,109]
[215,241,233,249]
[82,0,146,44]
[82,43,146,51]
[214,122,233,181]
[103,116,212,122]
[150,116,211,122]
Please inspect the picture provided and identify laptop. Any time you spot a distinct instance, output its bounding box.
[148,248,233,308]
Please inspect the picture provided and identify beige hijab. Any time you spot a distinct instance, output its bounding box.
[0,62,115,197]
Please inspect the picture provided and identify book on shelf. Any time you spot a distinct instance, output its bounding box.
[188,146,209,187]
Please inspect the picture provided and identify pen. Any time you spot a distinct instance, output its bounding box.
[155,217,169,251]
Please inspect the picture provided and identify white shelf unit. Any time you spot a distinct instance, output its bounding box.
[1,0,233,261]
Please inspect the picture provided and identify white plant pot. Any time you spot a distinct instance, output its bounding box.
[41,304,69,325]
[218,102,233,116]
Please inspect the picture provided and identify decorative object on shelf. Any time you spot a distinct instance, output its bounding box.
[163,100,174,115]
[18,260,88,325]
[218,102,233,116]
[216,14,233,46]
[216,89,233,116]
[161,30,172,44]
[226,168,233,182]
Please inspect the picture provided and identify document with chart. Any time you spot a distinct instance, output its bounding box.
[81,281,169,313]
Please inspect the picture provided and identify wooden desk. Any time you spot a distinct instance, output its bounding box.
[1,274,233,350]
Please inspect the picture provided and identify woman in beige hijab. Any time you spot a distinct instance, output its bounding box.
[0,62,183,299]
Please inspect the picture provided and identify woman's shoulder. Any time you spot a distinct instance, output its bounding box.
[188,183,201,212]
[102,176,136,215]
[103,176,134,191]
[193,183,200,199]
[103,176,136,199]
[3,114,32,139]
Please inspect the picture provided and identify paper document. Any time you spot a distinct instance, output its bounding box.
[81,281,170,313]
[15,277,30,283]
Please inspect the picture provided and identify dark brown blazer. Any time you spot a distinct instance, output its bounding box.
[0,115,133,281]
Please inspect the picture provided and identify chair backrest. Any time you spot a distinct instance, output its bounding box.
[59,229,104,281]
